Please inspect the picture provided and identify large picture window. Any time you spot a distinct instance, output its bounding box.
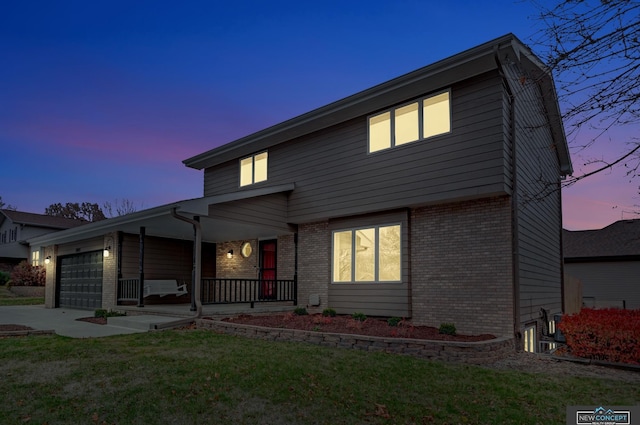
[332,224,401,283]
[240,151,268,187]
[368,90,450,153]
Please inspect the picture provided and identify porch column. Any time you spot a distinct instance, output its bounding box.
[138,226,145,307]
[190,216,200,312]
[293,232,298,305]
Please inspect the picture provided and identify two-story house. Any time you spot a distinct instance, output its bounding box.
[0,209,85,272]
[28,33,572,352]
[564,219,640,310]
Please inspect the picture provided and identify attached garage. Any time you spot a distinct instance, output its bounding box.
[57,251,103,309]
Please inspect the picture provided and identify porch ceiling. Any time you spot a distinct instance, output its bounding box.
[27,184,295,247]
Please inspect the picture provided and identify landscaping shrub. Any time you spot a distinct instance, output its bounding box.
[558,308,640,365]
[439,323,457,336]
[293,307,308,316]
[351,312,367,322]
[94,309,126,318]
[0,270,9,285]
[322,308,336,317]
[9,261,45,286]
[387,317,402,327]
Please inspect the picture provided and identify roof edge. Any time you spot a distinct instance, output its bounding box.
[183,33,523,170]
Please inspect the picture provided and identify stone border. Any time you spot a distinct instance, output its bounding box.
[196,318,515,365]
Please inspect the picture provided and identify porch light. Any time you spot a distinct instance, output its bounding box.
[227,249,234,259]
[104,246,111,258]
[45,256,51,265]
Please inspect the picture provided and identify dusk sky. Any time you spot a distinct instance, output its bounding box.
[1,1,638,230]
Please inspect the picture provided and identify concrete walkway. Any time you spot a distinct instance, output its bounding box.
[0,305,184,338]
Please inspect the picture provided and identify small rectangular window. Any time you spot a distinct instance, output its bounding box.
[394,102,419,145]
[423,91,450,138]
[333,231,352,282]
[254,152,268,183]
[240,157,253,186]
[31,250,40,266]
[240,151,268,187]
[378,225,401,281]
[523,325,536,353]
[369,112,391,153]
[355,228,375,281]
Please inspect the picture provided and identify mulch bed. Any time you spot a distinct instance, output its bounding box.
[220,313,496,342]
[76,317,107,325]
[0,324,35,332]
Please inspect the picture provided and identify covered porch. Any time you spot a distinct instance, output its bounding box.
[30,184,298,315]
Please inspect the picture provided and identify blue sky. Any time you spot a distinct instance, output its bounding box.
[1,0,637,229]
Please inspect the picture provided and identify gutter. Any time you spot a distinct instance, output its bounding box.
[170,208,203,318]
[495,51,522,344]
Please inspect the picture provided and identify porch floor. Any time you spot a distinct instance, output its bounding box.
[117,302,297,319]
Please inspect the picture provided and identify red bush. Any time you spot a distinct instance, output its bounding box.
[558,308,640,365]
[9,261,45,286]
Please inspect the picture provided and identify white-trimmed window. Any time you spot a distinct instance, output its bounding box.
[31,250,40,266]
[332,224,401,283]
[368,90,451,153]
[523,325,536,353]
[240,151,268,187]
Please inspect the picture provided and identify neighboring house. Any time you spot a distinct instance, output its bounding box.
[28,33,572,352]
[0,209,85,272]
[564,219,640,310]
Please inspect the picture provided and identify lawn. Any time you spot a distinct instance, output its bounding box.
[1,330,637,425]
[0,286,44,306]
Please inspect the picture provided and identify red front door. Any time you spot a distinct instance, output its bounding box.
[260,240,277,299]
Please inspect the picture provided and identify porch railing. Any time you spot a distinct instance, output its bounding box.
[117,277,297,307]
[117,278,140,302]
[201,278,297,307]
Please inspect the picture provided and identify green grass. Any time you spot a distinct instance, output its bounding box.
[0,330,638,424]
[0,285,44,306]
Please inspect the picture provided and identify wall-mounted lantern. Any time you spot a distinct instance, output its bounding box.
[227,249,234,259]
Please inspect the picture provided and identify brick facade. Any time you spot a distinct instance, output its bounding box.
[101,232,117,310]
[410,197,514,337]
[297,221,329,313]
[216,240,260,279]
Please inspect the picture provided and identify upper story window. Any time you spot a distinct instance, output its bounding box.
[368,90,451,153]
[240,151,268,187]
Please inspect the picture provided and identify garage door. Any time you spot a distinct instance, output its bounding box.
[57,251,103,309]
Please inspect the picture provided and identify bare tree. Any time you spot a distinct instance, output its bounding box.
[102,199,140,217]
[45,202,106,222]
[0,196,17,210]
[532,0,640,187]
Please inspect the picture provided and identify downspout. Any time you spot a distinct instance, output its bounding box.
[171,208,203,318]
[495,50,522,344]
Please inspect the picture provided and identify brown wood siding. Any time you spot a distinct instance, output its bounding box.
[120,232,216,285]
[208,193,289,229]
[327,210,410,317]
[503,63,564,326]
[565,261,640,309]
[203,71,509,224]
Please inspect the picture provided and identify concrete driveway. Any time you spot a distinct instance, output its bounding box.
[0,305,181,338]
